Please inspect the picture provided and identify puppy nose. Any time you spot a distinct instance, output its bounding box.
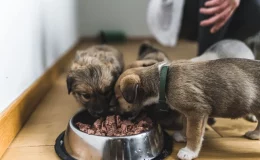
[95,109,104,114]
[108,106,120,114]
[109,106,116,112]
[121,112,134,119]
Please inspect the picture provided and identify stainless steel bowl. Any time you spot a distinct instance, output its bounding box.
[63,109,164,160]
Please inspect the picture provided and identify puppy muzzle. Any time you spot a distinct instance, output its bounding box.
[87,101,109,117]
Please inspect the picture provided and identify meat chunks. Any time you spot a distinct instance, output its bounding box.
[76,114,153,136]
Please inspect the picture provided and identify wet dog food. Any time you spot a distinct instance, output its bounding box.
[76,114,153,136]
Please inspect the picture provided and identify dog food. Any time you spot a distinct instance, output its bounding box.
[76,114,153,136]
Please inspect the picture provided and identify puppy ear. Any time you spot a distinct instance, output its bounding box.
[66,75,74,94]
[122,83,139,103]
[138,41,154,57]
[120,75,141,103]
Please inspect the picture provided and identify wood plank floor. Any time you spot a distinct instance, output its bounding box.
[2,40,260,160]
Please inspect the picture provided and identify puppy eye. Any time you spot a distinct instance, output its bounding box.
[81,93,91,99]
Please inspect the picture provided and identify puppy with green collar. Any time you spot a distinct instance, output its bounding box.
[114,59,260,160]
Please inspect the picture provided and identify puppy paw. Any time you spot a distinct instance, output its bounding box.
[244,114,258,123]
[207,118,216,125]
[245,131,260,140]
[173,131,186,143]
[177,147,198,160]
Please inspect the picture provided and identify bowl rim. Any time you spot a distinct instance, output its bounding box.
[56,130,172,160]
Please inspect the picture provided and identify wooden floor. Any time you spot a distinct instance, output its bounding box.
[2,40,260,160]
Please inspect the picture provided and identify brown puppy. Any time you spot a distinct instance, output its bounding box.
[67,45,124,117]
[115,59,260,160]
[127,42,215,130]
[126,42,169,69]
[125,42,184,130]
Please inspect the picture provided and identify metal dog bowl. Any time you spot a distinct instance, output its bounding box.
[54,109,170,160]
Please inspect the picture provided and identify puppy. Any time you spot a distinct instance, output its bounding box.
[115,59,260,160]
[67,45,124,117]
[192,39,257,123]
[126,41,169,69]
[126,42,183,130]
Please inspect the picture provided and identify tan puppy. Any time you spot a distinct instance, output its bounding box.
[125,42,183,130]
[114,59,260,160]
[67,45,124,117]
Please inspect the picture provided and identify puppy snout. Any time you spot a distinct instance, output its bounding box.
[89,102,109,117]
[109,95,119,106]
[92,109,107,117]
[95,108,105,114]
[108,106,117,112]
[108,95,119,113]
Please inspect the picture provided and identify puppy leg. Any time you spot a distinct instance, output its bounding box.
[244,114,258,123]
[177,114,208,160]
[173,115,187,143]
[245,114,260,140]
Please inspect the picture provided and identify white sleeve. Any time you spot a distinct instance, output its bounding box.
[147,0,185,47]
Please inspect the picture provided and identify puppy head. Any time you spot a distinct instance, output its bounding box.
[67,65,116,117]
[114,72,143,118]
[114,68,159,119]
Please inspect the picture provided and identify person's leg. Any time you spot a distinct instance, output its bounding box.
[180,0,260,55]
[197,0,232,55]
[179,0,199,41]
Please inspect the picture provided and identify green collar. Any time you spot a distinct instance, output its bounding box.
[158,65,169,112]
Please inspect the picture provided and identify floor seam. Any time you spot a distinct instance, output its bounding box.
[8,145,54,149]
[210,126,224,138]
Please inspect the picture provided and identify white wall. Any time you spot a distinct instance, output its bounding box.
[0,0,152,113]
[0,0,79,113]
[78,0,152,37]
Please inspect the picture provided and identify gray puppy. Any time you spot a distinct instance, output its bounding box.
[191,39,255,62]
[114,59,260,160]
[67,45,124,117]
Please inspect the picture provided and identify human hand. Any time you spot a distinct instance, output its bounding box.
[200,0,240,33]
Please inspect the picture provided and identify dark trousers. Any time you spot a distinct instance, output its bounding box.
[179,0,260,55]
